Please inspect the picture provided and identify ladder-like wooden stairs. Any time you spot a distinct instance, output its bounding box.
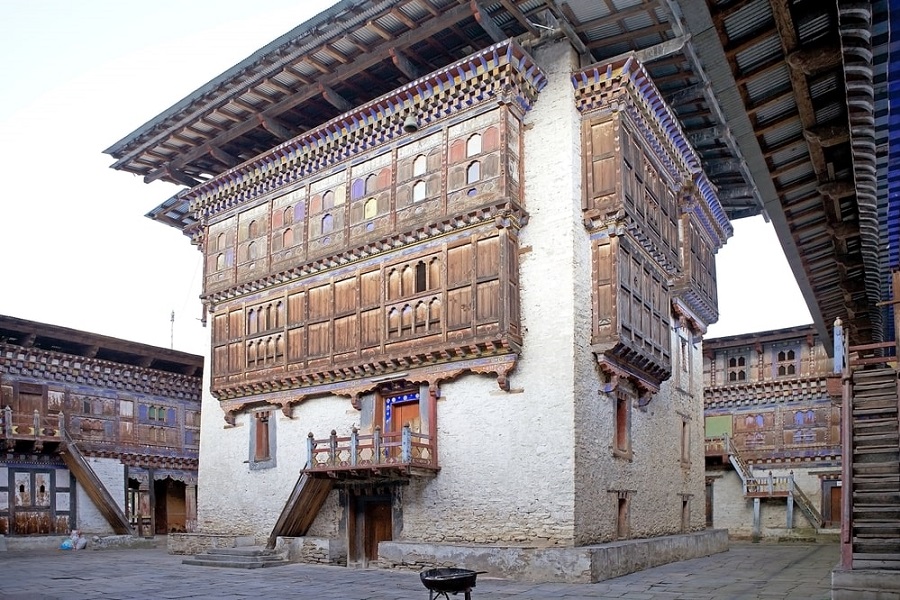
[847,366,900,569]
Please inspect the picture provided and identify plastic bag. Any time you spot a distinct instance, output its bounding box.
[60,539,74,550]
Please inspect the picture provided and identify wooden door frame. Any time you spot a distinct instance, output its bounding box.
[347,488,394,568]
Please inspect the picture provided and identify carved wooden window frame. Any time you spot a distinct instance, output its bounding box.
[249,409,276,470]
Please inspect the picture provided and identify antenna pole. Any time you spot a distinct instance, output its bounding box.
[170,310,175,349]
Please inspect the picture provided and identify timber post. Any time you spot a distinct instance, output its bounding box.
[329,430,338,466]
[350,427,359,467]
[401,424,412,463]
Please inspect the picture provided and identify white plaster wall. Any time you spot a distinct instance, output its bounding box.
[197,375,356,540]
[76,456,124,535]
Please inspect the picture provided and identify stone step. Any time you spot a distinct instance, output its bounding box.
[182,546,290,569]
[205,547,276,557]
[182,557,289,569]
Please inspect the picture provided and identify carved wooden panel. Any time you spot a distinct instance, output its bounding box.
[583,115,679,272]
[209,227,520,393]
[202,107,521,308]
[672,218,719,324]
[593,234,672,384]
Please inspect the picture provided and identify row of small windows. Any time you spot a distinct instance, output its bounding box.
[211,133,490,253]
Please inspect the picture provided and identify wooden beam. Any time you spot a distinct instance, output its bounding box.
[390,47,422,80]
[498,0,539,36]
[545,0,591,62]
[143,2,477,184]
[471,0,507,43]
[666,81,708,106]
[258,115,293,140]
[586,23,668,50]
[367,19,395,41]
[206,144,241,168]
[634,35,690,63]
[390,7,418,30]
[319,83,353,112]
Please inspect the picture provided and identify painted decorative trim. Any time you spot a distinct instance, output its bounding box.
[186,40,546,221]
[216,353,517,419]
[0,345,202,401]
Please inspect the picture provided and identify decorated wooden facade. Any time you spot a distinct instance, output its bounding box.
[573,58,731,398]
[0,315,202,537]
[703,325,843,534]
[191,41,543,420]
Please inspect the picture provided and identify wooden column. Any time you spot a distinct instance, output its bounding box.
[185,483,197,533]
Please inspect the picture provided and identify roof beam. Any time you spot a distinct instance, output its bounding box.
[471,0,507,43]
[205,144,241,168]
[543,0,592,64]
[143,1,478,185]
[257,115,293,141]
[319,83,353,112]
[497,0,539,36]
[390,48,422,80]
[634,34,690,63]
[666,81,708,106]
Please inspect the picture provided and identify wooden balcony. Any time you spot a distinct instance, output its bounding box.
[1,407,61,450]
[305,425,439,480]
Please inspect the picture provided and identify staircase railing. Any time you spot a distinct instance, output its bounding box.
[790,474,823,527]
[723,433,755,484]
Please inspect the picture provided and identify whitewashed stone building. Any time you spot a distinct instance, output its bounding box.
[106,3,731,582]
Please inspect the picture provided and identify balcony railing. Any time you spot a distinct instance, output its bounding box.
[305,425,438,478]
[1,407,61,444]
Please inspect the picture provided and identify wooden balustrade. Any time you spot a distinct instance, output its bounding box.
[305,425,438,478]
[0,407,61,441]
[743,471,792,497]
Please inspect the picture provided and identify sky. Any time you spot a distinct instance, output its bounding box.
[0,1,811,358]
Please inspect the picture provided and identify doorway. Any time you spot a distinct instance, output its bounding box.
[348,491,393,567]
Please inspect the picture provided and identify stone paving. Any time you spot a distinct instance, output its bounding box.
[0,542,837,600]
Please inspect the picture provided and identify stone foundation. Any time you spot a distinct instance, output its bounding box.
[275,536,346,565]
[167,533,257,555]
[379,529,729,583]
[832,568,900,600]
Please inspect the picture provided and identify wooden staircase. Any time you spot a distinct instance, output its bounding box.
[718,434,822,529]
[265,472,333,549]
[59,428,134,536]
[845,365,900,569]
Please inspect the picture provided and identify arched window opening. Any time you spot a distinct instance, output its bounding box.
[364,198,378,219]
[248,220,259,238]
[248,309,257,335]
[388,269,401,300]
[323,190,335,210]
[413,180,426,202]
[351,178,365,200]
[283,228,294,248]
[466,161,480,184]
[787,349,795,360]
[217,232,226,251]
[415,261,427,293]
[283,207,294,225]
[216,253,225,271]
[365,174,378,194]
[247,241,258,261]
[322,213,333,233]
[413,154,427,176]
[466,133,482,157]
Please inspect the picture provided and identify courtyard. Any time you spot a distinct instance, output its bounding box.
[0,541,837,599]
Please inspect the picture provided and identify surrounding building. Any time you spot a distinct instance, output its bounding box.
[703,325,842,539]
[0,315,203,542]
[106,16,731,584]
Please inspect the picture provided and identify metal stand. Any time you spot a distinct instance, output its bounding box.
[428,590,472,600]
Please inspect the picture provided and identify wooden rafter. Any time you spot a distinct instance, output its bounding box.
[142,1,478,184]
